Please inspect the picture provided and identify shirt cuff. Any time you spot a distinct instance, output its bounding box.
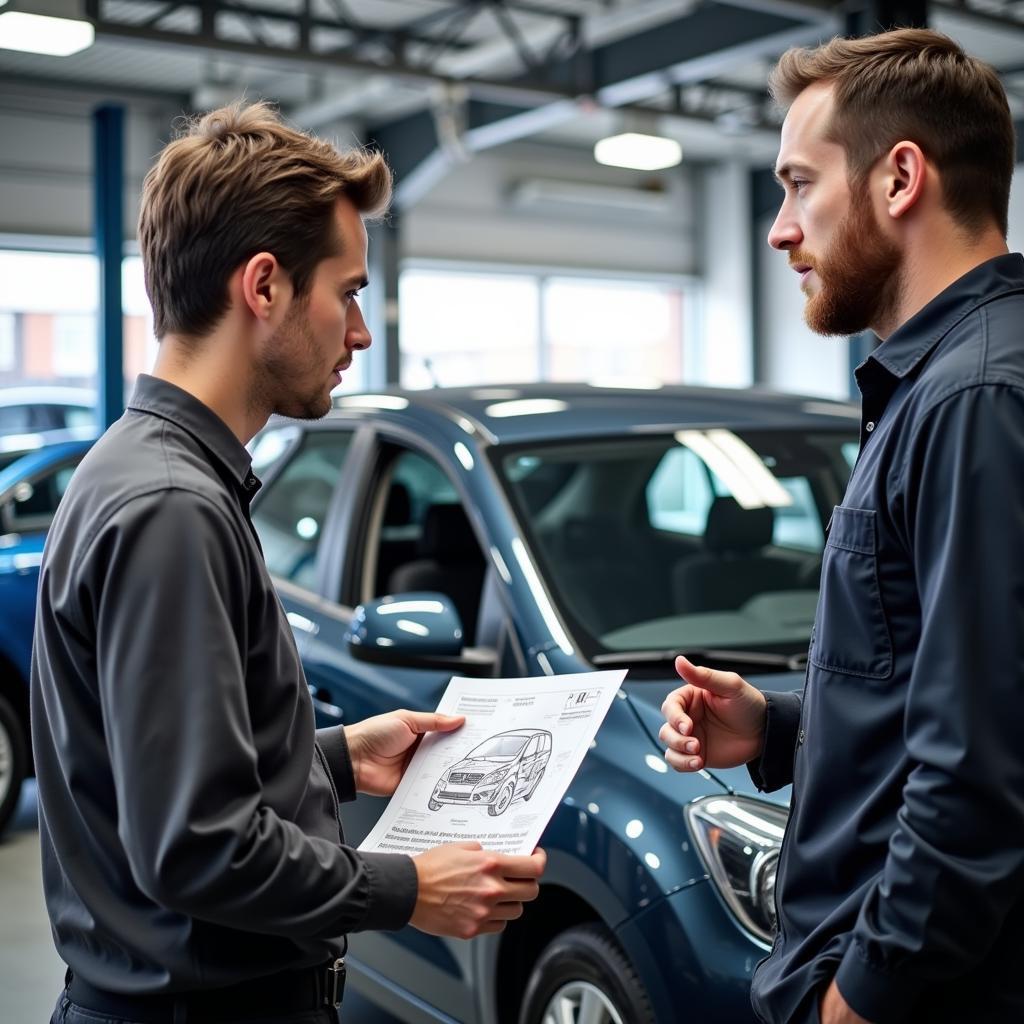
[353,851,419,932]
[834,939,924,1024]
[746,690,802,792]
[316,727,357,803]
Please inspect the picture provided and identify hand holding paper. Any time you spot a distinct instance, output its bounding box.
[345,710,466,797]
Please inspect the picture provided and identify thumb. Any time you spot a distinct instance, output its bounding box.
[404,712,466,735]
[675,655,744,698]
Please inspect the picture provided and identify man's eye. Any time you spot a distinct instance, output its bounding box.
[791,179,809,193]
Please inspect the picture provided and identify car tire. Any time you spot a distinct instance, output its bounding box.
[518,923,656,1024]
[0,692,28,837]
[488,780,515,816]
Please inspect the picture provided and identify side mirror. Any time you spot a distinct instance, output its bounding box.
[347,592,495,676]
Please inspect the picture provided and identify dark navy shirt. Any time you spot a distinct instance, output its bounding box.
[31,375,417,994]
[749,254,1024,1024]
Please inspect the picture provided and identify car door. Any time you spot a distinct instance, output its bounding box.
[295,433,498,1024]
[0,448,87,683]
[249,424,358,726]
[515,734,540,798]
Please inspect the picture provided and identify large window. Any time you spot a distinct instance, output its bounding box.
[0,248,155,393]
[0,246,370,396]
[399,263,691,389]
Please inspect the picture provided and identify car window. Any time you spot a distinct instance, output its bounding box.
[251,431,353,590]
[64,406,96,430]
[30,405,67,431]
[0,404,29,434]
[1,455,84,534]
[646,446,714,536]
[367,446,487,641]
[497,429,855,658]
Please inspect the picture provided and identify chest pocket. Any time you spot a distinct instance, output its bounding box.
[810,505,892,679]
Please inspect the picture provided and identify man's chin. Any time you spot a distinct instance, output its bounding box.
[274,394,334,421]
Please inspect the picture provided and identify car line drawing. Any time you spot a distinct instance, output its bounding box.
[429,728,552,816]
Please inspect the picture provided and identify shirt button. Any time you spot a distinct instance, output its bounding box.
[865,421,875,433]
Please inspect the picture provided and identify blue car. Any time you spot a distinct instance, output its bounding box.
[248,383,859,1024]
[0,438,93,834]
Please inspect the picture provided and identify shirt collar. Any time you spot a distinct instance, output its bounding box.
[865,252,1024,383]
[127,374,260,497]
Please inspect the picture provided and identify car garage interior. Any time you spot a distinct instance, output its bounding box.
[2,1,1024,1022]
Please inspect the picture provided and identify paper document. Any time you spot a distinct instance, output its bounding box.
[358,670,627,856]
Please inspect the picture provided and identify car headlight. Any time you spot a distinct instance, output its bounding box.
[685,795,788,946]
[481,766,511,786]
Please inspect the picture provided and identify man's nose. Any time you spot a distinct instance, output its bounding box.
[347,298,371,350]
[767,203,802,251]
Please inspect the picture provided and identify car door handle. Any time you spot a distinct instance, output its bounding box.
[309,686,344,721]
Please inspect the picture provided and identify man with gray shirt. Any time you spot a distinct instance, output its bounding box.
[33,102,544,1024]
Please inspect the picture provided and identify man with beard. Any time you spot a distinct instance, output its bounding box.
[32,103,545,1024]
[660,28,1023,1024]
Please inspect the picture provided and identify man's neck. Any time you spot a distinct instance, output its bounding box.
[151,335,268,445]
[873,226,1008,340]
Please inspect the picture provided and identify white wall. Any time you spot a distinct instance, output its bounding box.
[0,85,173,239]
[401,140,697,276]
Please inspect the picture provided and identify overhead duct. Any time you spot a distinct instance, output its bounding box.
[509,178,672,219]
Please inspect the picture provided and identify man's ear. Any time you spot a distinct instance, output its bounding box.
[239,252,292,324]
[882,141,927,221]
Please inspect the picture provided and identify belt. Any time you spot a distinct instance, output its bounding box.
[66,957,346,1023]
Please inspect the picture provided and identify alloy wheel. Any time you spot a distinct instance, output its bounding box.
[541,981,624,1024]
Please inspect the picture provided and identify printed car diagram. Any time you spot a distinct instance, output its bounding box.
[429,729,553,816]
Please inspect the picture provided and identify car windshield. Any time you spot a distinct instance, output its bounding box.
[468,735,530,760]
[496,429,858,661]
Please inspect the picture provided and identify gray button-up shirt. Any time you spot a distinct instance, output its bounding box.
[749,254,1024,1024]
[31,374,417,994]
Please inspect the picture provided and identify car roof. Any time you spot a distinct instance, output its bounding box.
[0,439,94,496]
[327,382,859,445]
[0,386,96,408]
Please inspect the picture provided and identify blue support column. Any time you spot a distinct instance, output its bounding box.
[94,104,125,428]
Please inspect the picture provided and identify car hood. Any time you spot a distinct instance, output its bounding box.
[623,671,801,808]
[448,757,512,774]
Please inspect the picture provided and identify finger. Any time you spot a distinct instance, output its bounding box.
[664,747,703,773]
[493,851,547,878]
[486,901,526,921]
[401,711,466,735]
[491,879,540,902]
[661,689,695,736]
[659,721,698,753]
[675,656,745,699]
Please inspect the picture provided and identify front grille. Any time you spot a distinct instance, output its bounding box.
[438,791,471,801]
[449,772,484,785]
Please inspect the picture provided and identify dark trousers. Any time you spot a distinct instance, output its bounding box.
[51,990,340,1024]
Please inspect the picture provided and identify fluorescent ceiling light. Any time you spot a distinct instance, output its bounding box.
[594,132,682,171]
[0,11,94,56]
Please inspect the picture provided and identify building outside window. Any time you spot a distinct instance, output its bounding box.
[398,261,696,390]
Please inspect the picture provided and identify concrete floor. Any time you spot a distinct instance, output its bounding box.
[0,781,404,1023]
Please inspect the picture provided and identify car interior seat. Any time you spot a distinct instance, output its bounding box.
[373,481,418,595]
[672,496,804,613]
[387,503,486,640]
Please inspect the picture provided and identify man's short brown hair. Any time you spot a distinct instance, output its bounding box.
[769,29,1015,237]
[139,101,392,339]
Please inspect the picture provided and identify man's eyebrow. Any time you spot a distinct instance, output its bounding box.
[774,162,812,186]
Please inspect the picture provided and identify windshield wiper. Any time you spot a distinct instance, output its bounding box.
[592,648,808,672]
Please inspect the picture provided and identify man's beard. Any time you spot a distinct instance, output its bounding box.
[795,189,904,337]
[253,301,334,422]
